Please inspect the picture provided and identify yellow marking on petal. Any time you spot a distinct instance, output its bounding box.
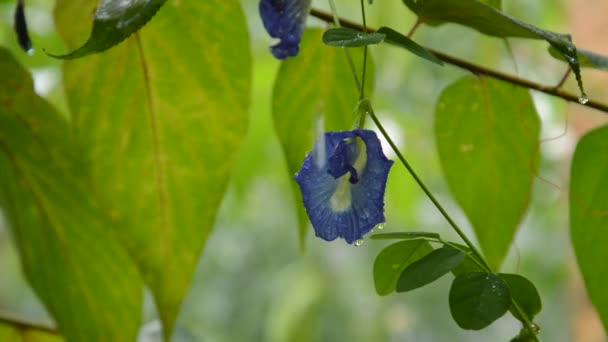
[353,138,367,175]
[330,175,352,212]
[329,137,368,213]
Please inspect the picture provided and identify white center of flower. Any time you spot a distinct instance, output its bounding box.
[329,138,367,212]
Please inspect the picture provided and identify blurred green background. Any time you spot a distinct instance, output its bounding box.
[1,0,606,341]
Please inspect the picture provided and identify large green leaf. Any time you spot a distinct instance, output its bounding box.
[56,0,251,338]
[402,0,586,99]
[373,240,433,295]
[0,48,142,341]
[435,76,540,269]
[449,272,510,330]
[48,0,166,59]
[570,125,608,332]
[273,29,374,247]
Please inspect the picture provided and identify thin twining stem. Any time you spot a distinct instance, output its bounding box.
[309,7,608,114]
[366,102,539,341]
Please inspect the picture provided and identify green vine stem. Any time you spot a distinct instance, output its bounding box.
[365,101,539,341]
[309,7,608,114]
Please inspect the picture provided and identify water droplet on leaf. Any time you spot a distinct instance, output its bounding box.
[355,239,364,246]
[375,222,385,230]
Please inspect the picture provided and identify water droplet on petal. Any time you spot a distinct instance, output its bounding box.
[579,95,589,104]
[375,222,385,230]
[355,239,364,246]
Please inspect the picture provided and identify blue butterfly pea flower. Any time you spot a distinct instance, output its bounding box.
[295,129,394,244]
[259,0,311,59]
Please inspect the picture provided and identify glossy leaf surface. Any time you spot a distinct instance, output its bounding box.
[449,272,510,330]
[49,0,166,58]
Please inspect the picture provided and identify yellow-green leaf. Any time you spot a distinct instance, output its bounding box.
[435,76,540,269]
[0,48,142,342]
[56,0,251,338]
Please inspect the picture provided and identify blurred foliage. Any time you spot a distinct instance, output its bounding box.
[0,0,606,341]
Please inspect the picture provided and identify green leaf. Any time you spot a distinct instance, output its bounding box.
[548,46,608,71]
[273,28,374,248]
[449,272,511,330]
[0,322,63,342]
[56,0,251,338]
[402,0,586,99]
[498,273,542,321]
[48,0,166,59]
[397,246,465,292]
[376,26,443,66]
[435,76,540,269]
[479,0,501,9]
[0,48,142,341]
[373,240,433,295]
[370,231,440,240]
[322,27,385,47]
[570,125,608,332]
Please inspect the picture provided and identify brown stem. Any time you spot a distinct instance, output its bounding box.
[309,7,608,113]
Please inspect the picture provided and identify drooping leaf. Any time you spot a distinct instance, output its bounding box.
[549,46,608,71]
[373,240,433,295]
[449,272,511,330]
[322,27,385,47]
[56,0,251,338]
[273,28,374,248]
[370,231,440,240]
[48,0,166,59]
[570,125,608,332]
[498,273,542,321]
[0,48,142,342]
[397,246,464,292]
[402,0,586,98]
[435,75,540,269]
[376,26,443,65]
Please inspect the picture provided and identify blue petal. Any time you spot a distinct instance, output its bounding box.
[259,0,311,59]
[294,130,394,244]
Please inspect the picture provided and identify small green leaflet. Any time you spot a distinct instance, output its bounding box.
[376,27,443,65]
[323,27,385,47]
[48,0,167,59]
[498,273,542,322]
[397,246,465,292]
[373,240,433,295]
[449,272,511,330]
[401,0,587,99]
